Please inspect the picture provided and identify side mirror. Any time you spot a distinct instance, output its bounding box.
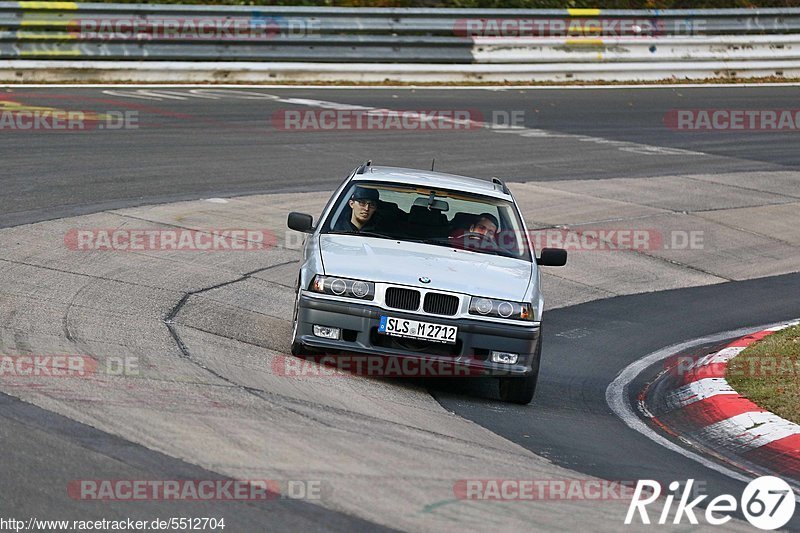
[287,212,314,233]
[537,248,567,267]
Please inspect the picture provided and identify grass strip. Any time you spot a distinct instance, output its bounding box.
[727,324,800,424]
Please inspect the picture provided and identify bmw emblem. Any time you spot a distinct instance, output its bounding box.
[419,277,431,284]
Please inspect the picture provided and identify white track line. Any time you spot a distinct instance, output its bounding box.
[606,321,800,501]
[3,83,800,89]
[698,412,800,454]
[667,378,738,409]
[87,89,706,157]
[706,346,746,366]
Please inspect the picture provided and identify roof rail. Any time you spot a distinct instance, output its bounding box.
[492,177,510,195]
[356,160,372,174]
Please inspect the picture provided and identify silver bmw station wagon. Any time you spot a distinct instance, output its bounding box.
[287,161,567,404]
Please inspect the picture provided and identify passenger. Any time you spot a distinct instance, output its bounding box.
[468,213,499,240]
[334,186,381,233]
[449,213,500,250]
[451,213,498,239]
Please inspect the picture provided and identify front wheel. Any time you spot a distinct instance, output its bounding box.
[290,282,309,356]
[290,282,323,357]
[498,333,542,405]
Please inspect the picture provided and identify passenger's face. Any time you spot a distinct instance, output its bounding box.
[350,199,377,226]
[471,218,498,238]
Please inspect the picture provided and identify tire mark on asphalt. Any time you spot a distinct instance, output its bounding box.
[163,260,297,369]
[62,278,94,345]
[0,257,184,294]
[681,175,800,202]
[163,277,534,457]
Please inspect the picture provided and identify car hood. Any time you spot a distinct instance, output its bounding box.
[319,234,532,301]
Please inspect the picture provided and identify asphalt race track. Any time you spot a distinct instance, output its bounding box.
[434,273,800,528]
[1,85,800,531]
[2,85,799,228]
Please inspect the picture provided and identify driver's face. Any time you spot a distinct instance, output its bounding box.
[471,218,498,238]
[350,199,377,225]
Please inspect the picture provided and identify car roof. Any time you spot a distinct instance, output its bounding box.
[352,165,512,200]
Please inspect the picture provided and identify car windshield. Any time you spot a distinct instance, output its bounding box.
[321,181,532,261]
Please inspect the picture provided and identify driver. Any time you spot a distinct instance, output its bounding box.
[334,186,381,233]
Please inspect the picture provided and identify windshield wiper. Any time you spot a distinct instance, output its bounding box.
[357,231,395,239]
[404,237,470,247]
[411,237,521,258]
[326,230,395,240]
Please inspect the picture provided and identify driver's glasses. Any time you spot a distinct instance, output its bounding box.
[355,200,377,209]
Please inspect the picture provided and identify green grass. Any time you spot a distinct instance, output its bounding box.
[727,324,800,424]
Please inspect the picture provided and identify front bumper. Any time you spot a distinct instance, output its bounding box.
[295,293,540,376]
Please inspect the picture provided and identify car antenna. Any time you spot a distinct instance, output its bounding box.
[431,158,435,171]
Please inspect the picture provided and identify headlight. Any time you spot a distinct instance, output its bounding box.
[469,297,534,321]
[310,276,375,300]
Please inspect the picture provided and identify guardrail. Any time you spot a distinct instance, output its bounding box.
[1,3,799,81]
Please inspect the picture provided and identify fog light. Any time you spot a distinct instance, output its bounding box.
[490,351,519,365]
[313,325,340,340]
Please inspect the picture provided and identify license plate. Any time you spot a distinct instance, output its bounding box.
[378,316,457,344]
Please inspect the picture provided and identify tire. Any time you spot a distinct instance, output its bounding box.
[290,281,317,356]
[498,332,542,405]
[290,325,305,357]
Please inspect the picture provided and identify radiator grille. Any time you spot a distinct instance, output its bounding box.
[423,292,460,316]
[385,287,421,311]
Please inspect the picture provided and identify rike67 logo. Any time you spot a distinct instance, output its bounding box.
[626,477,795,530]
